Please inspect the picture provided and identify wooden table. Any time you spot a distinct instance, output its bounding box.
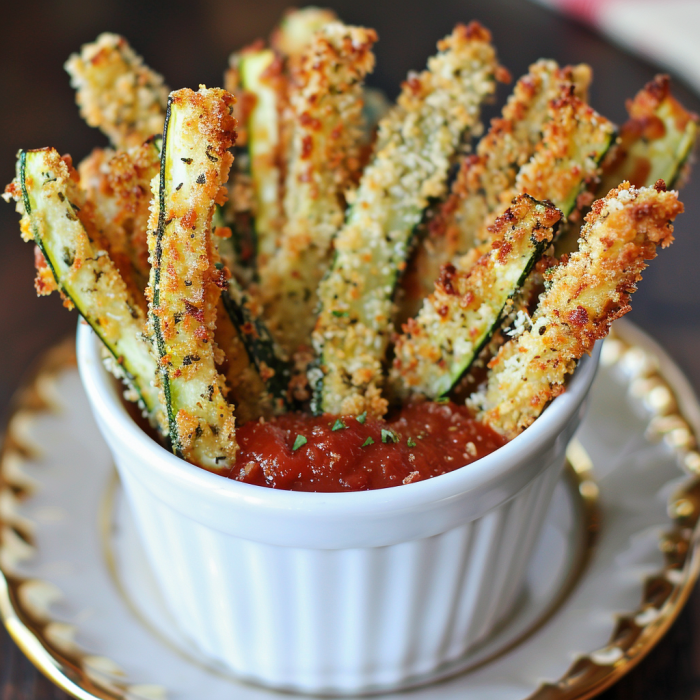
[1,0,699,697]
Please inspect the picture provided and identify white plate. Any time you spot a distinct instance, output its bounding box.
[1,319,699,700]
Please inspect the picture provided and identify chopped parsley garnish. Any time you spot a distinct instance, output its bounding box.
[407,437,416,448]
[331,419,346,431]
[361,437,374,447]
[214,261,224,270]
[331,310,349,318]
[292,434,307,451]
[381,429,399,444]
[436,396,450,404]
[356,411,367,424]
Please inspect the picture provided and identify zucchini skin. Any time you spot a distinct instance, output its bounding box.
[65,33,168,149]
[476,183,683,438]
[397,60,591,323]
[147,87,238,469]
[392,195,561,399]
[261,23,377,357]
[221,280,291,411]
[5,147,165,431]
[312,22,503,417]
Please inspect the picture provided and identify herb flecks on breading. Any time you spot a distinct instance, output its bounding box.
[146,86,238,469]
[398,60,591,322]
[262,22,377,356]
[313,22,504,417]
[393,195,561,399]
[475,182,682,438]
[65,33,169,149]
[3,148,165,431]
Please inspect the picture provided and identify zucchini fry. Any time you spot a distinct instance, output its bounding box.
[65,33,168,149]
[3,148,165,431]
[476,182,683,438]
[392,195,560,399]
[556,75,698,257]
[398,60,591,322]
[313,23,505,417]
[601,74,698,193]
[79,137,162,295]
[237,47,286,265]
[147,87,238,469]
[271,6,339,61]
[262,22,377,356]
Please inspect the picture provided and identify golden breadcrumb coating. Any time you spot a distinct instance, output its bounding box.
[476,182,683,438]
[262,22,377,356]
[146,86,239,469]
[65,33,168,149]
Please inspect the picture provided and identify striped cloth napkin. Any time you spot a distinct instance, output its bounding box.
[533,0,700,94]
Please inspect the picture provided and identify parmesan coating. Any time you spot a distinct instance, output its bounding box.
[146,86,239,469]
[476,182,683,438]
[4,148,165,431]
[313,22,504,417]
[262,22,377,356]
[65,33,169,149]
[398,60,591,322]
[392,195,561,399]
[79,139,161,297]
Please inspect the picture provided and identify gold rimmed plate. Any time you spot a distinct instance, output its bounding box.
[0,319,698,699]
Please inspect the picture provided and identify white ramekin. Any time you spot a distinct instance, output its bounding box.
[77,322,600,695]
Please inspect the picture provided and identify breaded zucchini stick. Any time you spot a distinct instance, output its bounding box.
[392,195,561,399]
[3,148,165,431]
[313,22,503,417]
[236,47,286,264]
[476,182,683,438]
[271,6,339,61]
[79,137,162,295]
[147,87,238,469]
[556,75,697,257]
[600,74,698,192]
[398,60,590,321]
[262,22,377,356]
[65,33,168,149]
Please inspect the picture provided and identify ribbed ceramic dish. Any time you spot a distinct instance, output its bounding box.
[77,321,600,695]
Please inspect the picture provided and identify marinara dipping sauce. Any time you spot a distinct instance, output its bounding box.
[227,401,507,492]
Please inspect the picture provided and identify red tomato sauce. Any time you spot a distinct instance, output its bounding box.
[226,401,507,492]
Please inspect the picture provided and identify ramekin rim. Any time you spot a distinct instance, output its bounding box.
[76,321,599,514]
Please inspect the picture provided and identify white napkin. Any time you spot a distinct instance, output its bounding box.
[534,0,700,94]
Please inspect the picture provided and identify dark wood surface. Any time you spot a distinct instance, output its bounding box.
[1,0,699,697]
